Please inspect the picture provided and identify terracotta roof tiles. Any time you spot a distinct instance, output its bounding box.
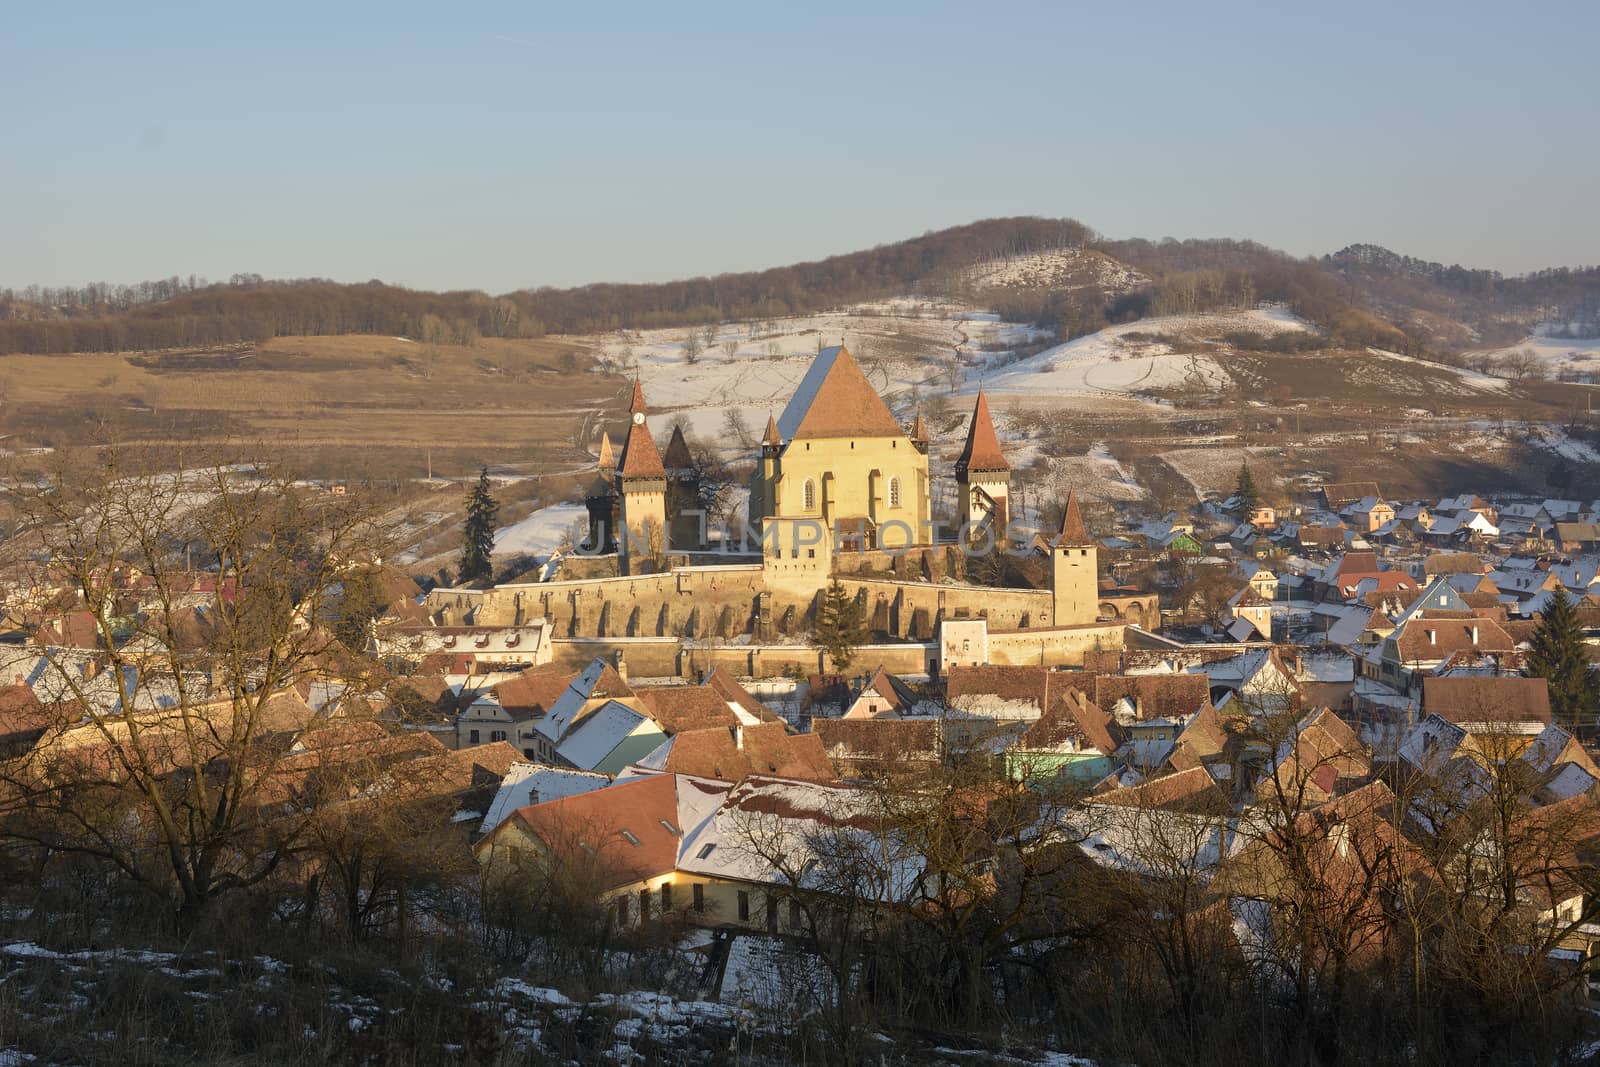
[956,390,1009,474]
[1058,490,1091,545]
[776,346,905,440]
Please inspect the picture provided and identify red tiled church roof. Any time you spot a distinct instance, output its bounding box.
[778,346,905,440]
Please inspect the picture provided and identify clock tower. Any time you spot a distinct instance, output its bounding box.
[615,379,669,574]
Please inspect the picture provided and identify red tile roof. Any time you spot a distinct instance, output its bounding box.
[1022,691,1117,755]
[639,686,746,733]
[1094,674,1211,722]
[618,420,666,480]
[503,773,681,892]
[956,390,1009,474]
[655,721,834,783]
[1394,617,1515,661]
[1094,766,1226,813]
[1423,675,1551,724]
[1058,490,1090,545]
[812,718,940,765]
[493,663,579,717]
[782,346,905,440]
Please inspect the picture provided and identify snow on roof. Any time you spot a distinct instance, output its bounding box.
[535,658,633,743]
[1523,722,1577,775]
[555,700,659,772]
[1075,805,1230,878]
[676,775,923,899]
[1398,713,1468,773]
[1323,607,1374,648]
[479,761,612,834]
[1541,762,1597,802]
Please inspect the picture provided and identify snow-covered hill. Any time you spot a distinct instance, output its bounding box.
[960,248,1146,294]
[969,307,1308,398]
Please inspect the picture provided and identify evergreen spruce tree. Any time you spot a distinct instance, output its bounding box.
[1234,461,1259,517]
[813,579,868,671]
[1527,587,1600,731]
[459,467,499,584]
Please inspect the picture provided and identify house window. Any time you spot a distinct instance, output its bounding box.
[788,898,801,930]
[660,884,672,910]
[766,893,778,933]
[490,730,506,743]
[693,884,705,912]
[737,890,750,921]
[803,479,816,511]
[615,896,629,926]
[469,729,480,744]
[889,476,901,508]
[639,889,650,921]
[523,748,536,759]
[621,830,641,847]
[697,843,717,860]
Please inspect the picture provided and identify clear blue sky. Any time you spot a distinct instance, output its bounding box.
[4,1,1596,293]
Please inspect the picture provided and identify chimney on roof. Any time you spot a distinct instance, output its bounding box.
[733,723,745,751]
[1470,625,1478,645]
[612,649,627,682]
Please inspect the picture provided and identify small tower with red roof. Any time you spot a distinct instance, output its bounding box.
[955,390,1011,546]
[1050,490,1099,626]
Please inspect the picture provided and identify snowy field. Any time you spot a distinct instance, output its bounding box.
[592,300,1047,457]
[1477,332,1600,381]
[968,308,1309,399]
[494,502,588,559]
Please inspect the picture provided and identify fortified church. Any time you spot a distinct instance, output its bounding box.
[430,345,1156,674]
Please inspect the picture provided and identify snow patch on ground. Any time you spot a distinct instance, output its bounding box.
[494,502,588,558]
[1528,426,1600,464]
[1365,348,1510,394]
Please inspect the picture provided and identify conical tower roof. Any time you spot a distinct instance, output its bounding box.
[1058,489,1091,545]
[618,381,666,480]
[911,411,928,442]
[777,346,904,440]
[762,414,782,447]
[955,390,1009,475]
[587,432,617,498]
[663,424,694,471]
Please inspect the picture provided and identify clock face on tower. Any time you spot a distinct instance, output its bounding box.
[632,411,645,425]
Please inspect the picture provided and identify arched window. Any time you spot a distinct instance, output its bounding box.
[888,476,902,508]
[802,479,816,512]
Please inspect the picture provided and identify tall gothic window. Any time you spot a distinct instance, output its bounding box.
[803,479,816,511]
[888,476,901,508]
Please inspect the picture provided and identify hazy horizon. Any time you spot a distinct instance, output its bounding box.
[6,0,1597,293]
